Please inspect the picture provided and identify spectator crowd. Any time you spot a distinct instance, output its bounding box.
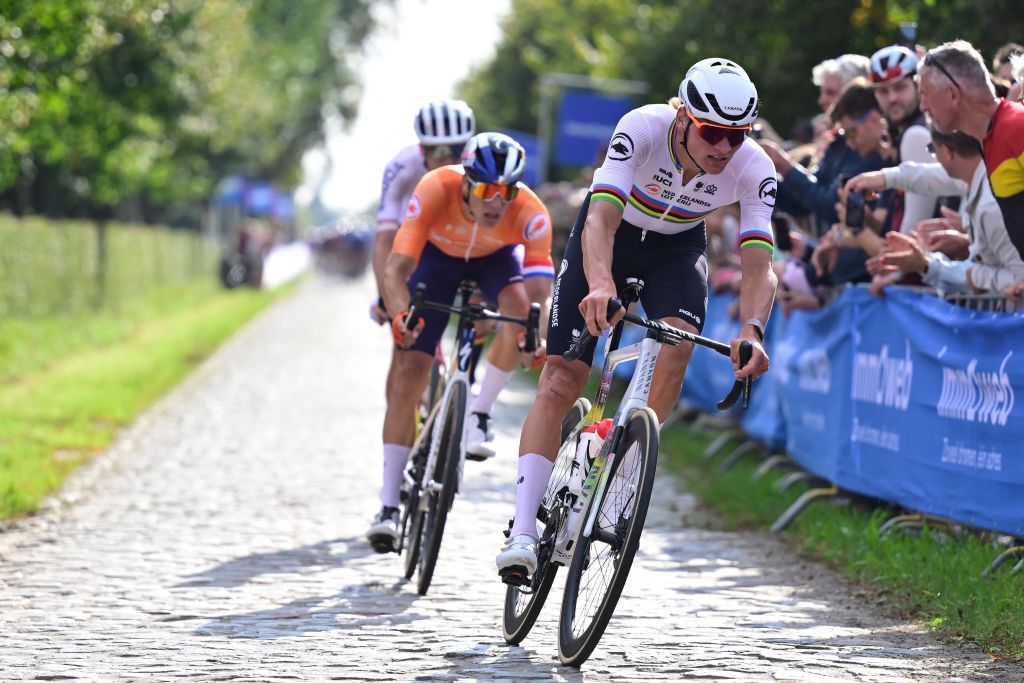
[539,37,1024,317]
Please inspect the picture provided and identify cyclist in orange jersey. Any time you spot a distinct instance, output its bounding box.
[366,132,554,552]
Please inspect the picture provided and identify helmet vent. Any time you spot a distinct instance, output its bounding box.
[686,81,709,113]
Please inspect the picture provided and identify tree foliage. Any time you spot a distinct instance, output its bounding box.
[0,0,382,222]
[460,0,1024,163]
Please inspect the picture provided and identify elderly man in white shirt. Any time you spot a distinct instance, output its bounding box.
[844,126,1024,295]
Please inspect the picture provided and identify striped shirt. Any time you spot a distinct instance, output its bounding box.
[590,104,776,253]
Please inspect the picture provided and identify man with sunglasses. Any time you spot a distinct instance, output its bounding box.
[367,132,554,553]
[496,58,777,582]
[918,40,1024,266]
[370,99,476,325]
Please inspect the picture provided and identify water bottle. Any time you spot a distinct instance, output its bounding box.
[569,419,613,505]
[568,425,598,498]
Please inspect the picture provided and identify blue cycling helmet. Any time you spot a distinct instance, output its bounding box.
[461,132,526,185]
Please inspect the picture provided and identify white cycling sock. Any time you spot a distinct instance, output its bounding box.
[381,443,411,508]
[470,361,514,416]
[511,453,555,540]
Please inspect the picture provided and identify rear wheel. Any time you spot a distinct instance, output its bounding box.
[502,398,591,644]
[557,407,659,667]
[416,381,466,596]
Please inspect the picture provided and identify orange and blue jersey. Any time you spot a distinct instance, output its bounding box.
[393,166,555,278]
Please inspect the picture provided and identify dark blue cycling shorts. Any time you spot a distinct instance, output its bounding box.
[547,192,709,366]
[404,242,523,354]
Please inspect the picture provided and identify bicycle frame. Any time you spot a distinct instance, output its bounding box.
[405,300,477,513]
[554,335,662,563]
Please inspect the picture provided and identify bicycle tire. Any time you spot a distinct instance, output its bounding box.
[401,442,428,579]
[557,406,659,667]
[502,397,591,644]
[416,381,466,596]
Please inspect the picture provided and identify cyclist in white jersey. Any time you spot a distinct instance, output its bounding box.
[496,58,779,579]
[369,100,475,324]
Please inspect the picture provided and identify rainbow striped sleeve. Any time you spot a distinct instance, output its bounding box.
[591,184,627,211]
[739,228,774,254]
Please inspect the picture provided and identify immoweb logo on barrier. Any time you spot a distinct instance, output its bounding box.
[936,351,1015,426]
[851,342,913,411]
[797,349,831,394]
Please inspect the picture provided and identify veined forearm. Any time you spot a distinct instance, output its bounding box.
[738,261,777,339]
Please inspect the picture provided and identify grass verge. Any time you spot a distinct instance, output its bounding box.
[0,282,294,518]
[661,422,1024,661]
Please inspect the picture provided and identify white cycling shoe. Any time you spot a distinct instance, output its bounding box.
[365,506,400,554]
[496,533,538,586]
[466,412,497,461]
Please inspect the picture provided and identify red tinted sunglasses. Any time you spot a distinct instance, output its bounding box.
[685,109,751,147]
[468,179,519,201]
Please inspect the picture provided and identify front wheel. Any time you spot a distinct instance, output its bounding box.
[502,397,591,644]
[558,407,659,667]
[416,381,466,596]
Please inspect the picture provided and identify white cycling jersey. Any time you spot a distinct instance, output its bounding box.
[376,144,426,232]
[590,104,776,253]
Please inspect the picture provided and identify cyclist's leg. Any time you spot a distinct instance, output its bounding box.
[465,247,526,459]
[635,227,709,420]
[370,246,461,548]
[499,205,591,569]
[472,247,528,415]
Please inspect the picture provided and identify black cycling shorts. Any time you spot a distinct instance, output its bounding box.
[404,242,523,354]
[547,192,708,366]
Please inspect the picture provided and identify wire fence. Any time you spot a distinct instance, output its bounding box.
[0,215,219,318]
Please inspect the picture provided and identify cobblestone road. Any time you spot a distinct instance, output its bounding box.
[0,276,1018,681]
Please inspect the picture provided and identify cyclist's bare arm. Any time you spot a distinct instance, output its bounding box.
[735,246,777,380]
[372,223,399,296]
[382,252,417,319]
[580,200,624,335]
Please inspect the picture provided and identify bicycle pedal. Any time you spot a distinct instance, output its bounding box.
[499,565,530,587]
[370,539,396,554]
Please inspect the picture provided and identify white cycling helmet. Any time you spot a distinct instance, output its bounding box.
[678,58,759,127]
[414,99,475,145]
[869,45,919,85]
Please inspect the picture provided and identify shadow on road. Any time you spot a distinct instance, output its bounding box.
[192,577,424,639]
[174,536,375,588]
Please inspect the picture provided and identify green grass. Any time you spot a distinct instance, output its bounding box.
[0,282,292,518]
[660,423,1024,661]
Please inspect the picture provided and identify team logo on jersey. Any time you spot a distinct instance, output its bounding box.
[405,194,422,220]
[557,258,569,279]
[608,132,634,161]
[524,213,549,241]
[694,181,704,191]
[645,183,661,194]
[703,184,718,195]
[758,177,777,207]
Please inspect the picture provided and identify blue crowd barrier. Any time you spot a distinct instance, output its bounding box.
[678,286,1024,537]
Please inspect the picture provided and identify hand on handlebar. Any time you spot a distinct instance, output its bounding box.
[578,285,625,335]
[369,298,389,326]
[518,331,547,369]
[731,337,769,380]
[391,311,425,348]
